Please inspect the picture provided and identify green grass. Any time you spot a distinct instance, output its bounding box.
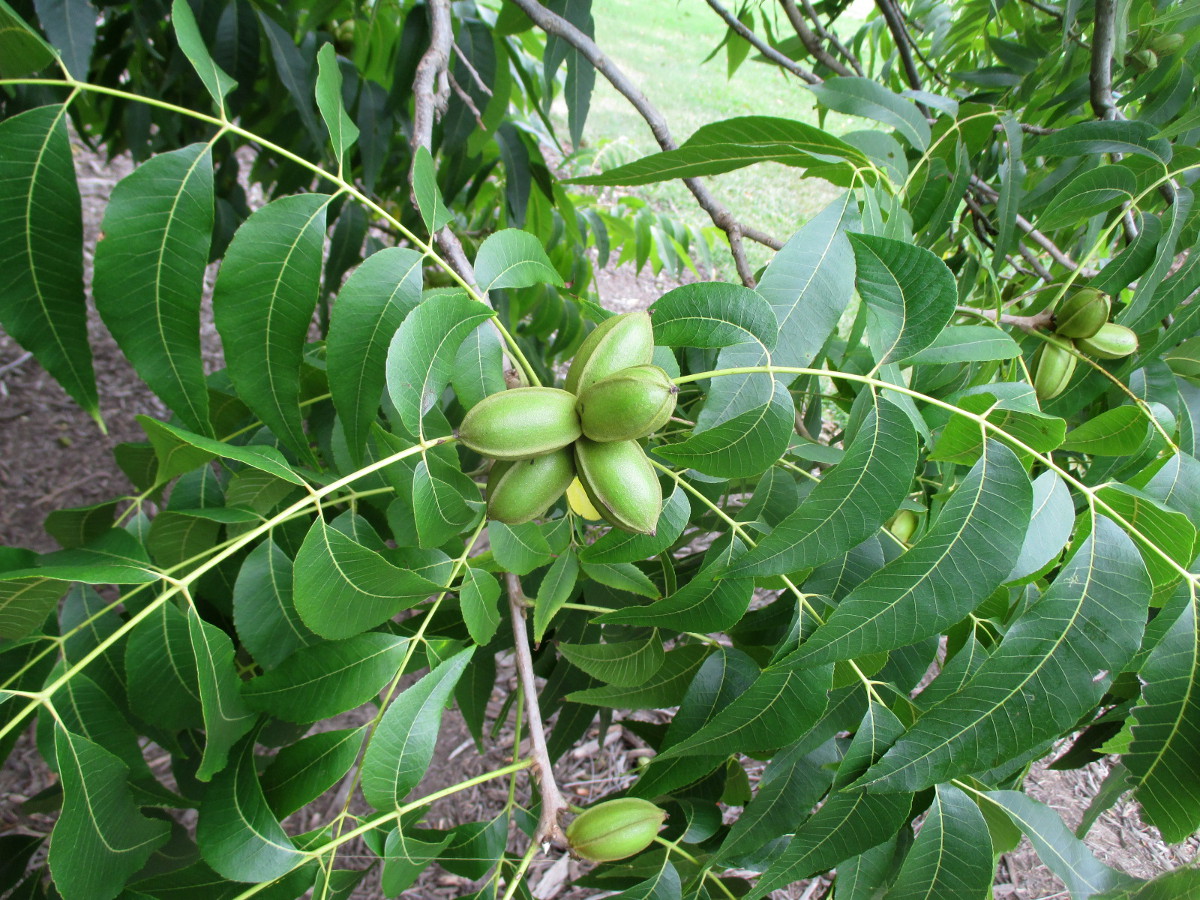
[556,0,873,271]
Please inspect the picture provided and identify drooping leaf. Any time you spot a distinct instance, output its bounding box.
[137,416,305,486]
[125,601,202,732]
[0,104,96,418]
[459,566,501,646]
[785,440,1032,666]
[0,1,57,75]
[171,0,237,115]
[381,826,451,897]
[256,10,323,145]
[412,146,453,235]
[242,632,409,723]
[533,548,579,642]
[862,517,1151,792]
[187,607,256,781]
[261,726,367,819]
[657,387,793,478]
[1095,485,1196,600]
[233,539,318,670]
[473,229,564,292]
[810,78,931,149]
[43,500,120,550]
[579,561,660,599]
[487,520,552,576]
[567,644,710,709]
[728,396,918,577]
[887,784,993,900]
[361,648,474,811]
[560,631,665,687]
[1040,166,1138,231]
[315,43,358,170]
[1030,119,1172,164]
[32,0,96,79]
[648,282,778,350]
[212,193,332,463]
[1006,470,1074,583]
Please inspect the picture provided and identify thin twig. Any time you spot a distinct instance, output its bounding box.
[509,0,782,285]
[956,304,1054,332]
[969,175,1083,271]
[0,350,33,377]
[795,0,864,74]
[452,41,493,97]
[505,572,569,847]
[1089,0,1118,119]
[705,0,822,83]
[448,69,486,130]
[778,0,854,76]
[874,0,924,95]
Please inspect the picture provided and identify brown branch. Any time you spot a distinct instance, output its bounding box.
[509,0,781,284]
[448,70,486,130]
[704,0,822,84]
[778,0,855,76]
[957,304,1054,332]
[505,573,569,847]
[796,0,864,74]
[992,122,1059,135]
[1089,0,1118,119]
[969,175,1083,272]
[875,0,923,94]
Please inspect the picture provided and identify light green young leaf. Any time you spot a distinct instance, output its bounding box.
[326,247,424,463]
[560,631,665,687]
[862,517,1151,792]
[171,0,237,115]
[242,632,409,724]
[315,43,359,169]
[48,725,170,900]
[648,282,778,350]
[459,567,501,646]
[412,146,453,235]
[361,648,474,811]
[187,607,256,781]
[533,548,579,642]
[887,784,993,900]
[473,229,565,292]
[931,393,1066,465]
[567,644,710,709]
[233,539,317,670]
[786,440,1032,666]
[0,104,96,419]
[261,726,367,819]
[293,516,439,639]
[728,397,918,577]
[93,144,213,434]
[212,193,332,464]
[1061,406,1149,456]
[0,0,57,75]
[196,731,305,883]
[1095,484,1196,600]
[385,291,495,435]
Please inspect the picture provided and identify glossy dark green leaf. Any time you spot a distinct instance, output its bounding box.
[597,555,751,634]
[728,397,917,577]
[293,516,439,639]
[125,601,202,732]
[261,725,367,818]
[1061,406,1149,456]
[327,247,423,462]
[862,517,1151,792]
[196,732,305,882]
[850,234,957,366]
[315,43,358,169]
[648,282,777,350]
[233,539,317,670]
[473,229,564,292]
[0,1,56,75]
[658,387,793,478]
[580,561,660,599]
[93,144,213,434]
[48,725,169,900]
[242,632,409,723]
[786,440,1031,666]
[560,631,664,686]
[0,104,96,418]
[385,291,495,435]
[187,607,256,781]
[32,0,96,79]
[257,11,322,145]
[811,78,930,148]
[887,784,993,900]
[361,648,474,810]
[567,644,710,709]
[412,146,452,235]
[533,548,579,642]
[171,0,237,114]
[212,193,332,463]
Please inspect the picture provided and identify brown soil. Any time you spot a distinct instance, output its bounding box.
[0,146,1193,899]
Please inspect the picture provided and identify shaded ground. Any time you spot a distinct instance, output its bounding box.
[1,146,1195,899]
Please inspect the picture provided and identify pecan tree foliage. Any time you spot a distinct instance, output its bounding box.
[1,0,1199,898]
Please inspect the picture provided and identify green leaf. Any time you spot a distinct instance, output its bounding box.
[648,282,778,349]
[315,43,358,169]
[361,648,474,811]
[568,116,869,186]
[931,393,1066,465]
[411,455,483,548]
[473,229,564,292]
[849,234,958,366]
[580,561,660,599]
[0,575,66,639]
[233,539,317,670]
[728,397,918,577]
[381,826,451,896]
[887,784,993,900]
[1006,471,1074,583]
[984,791,1136,898]
[0,104,96,418]
[1095,485,1196,600]
[261,726,367,818]
[293,516,439,640]
[1041,166,1138,230]
[187,607,256,781]
[488,520,552,576]
[257,11,322,146]
[1,528,159,586]
[48,725,169,900]
[93,144,213,433]
[907,325,1021,364]
[32,0,97,79]
[862,517,1151,792]
[560,631,665,686]
[1094,869,1200,900]
[658,387,794,479]
[656,656,833,759]
[787,440,1032,666]
[598,554,752,634]
[1061,406,1149,456]
[385,291,495,435]
[459,567,501,646]
[567,644,710,709]
[810,77,930,149]
[43,500,119,550]
[412,146,452,235]
[196,731,305,883]
[533,548,579,642]
[137,416,305,486]
[326,247,423,462]
[212,193,332,463]
[1126,589,1200,842]
[125,601,202,732]
[1030,119,1172,164]
[0,1,56,75]
[451,318,506,412]
[608,861,680,900]
[171,0,237,115]
[242,632,409,724]
[580,486,690,565]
